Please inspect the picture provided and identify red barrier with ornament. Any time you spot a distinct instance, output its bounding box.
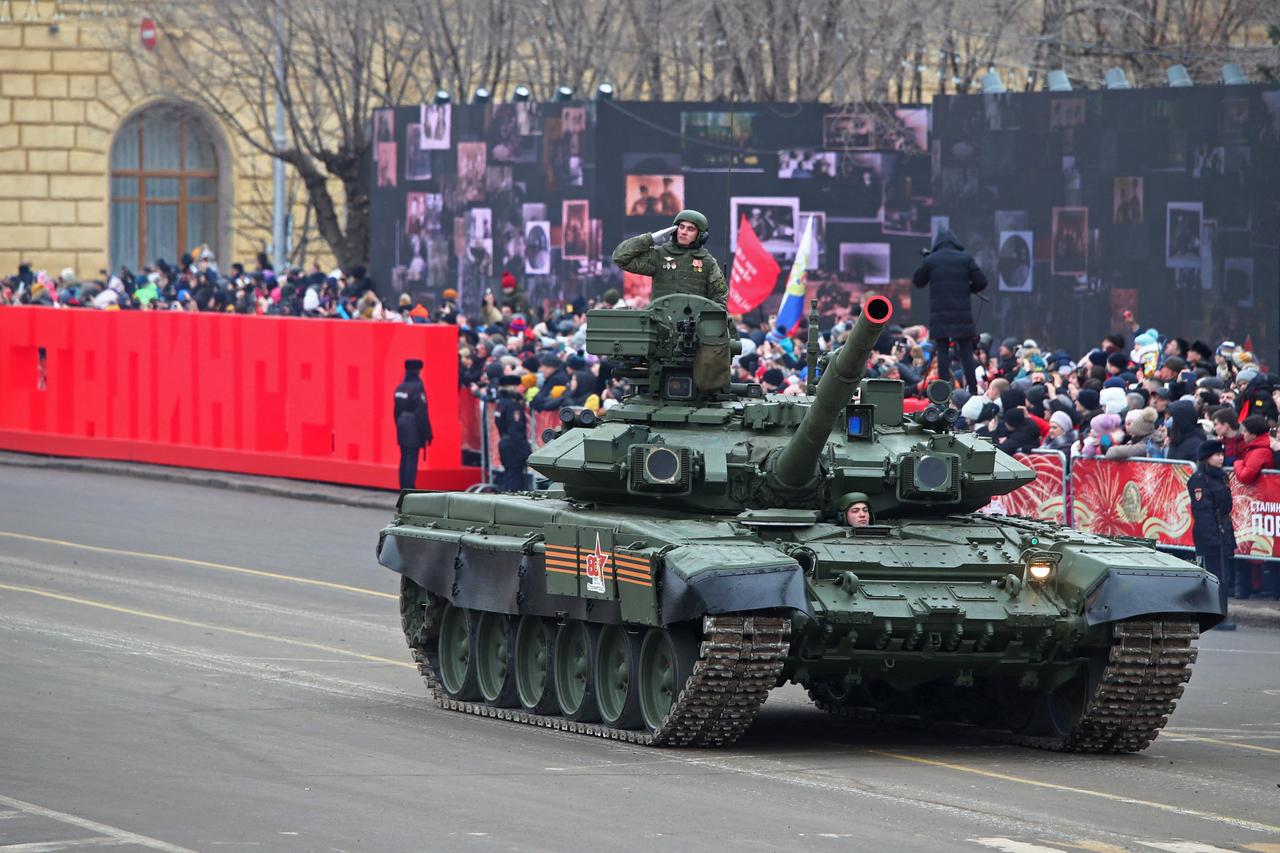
[1069,457,1196,548]
[0,308,479,491]
[1229,470,1280,560]
[978,449,1068,525]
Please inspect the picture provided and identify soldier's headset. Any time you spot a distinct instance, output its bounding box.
[675,217,709,249]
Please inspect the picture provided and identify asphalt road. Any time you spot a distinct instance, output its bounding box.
[1,466,1277,853]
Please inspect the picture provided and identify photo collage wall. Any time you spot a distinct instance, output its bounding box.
[931,85,1280,358]
[369,101,934,328]
[369,87,1279,357]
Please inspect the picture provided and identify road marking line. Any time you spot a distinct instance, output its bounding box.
[0,794,196,853]
[1158,733,1280,755]
[1061,841,1129,853]
[0,531,394,600]
[869,750,1280,835]
[1243,845,1280,852]
[973,838,1068,852]
[0,583,413,670]
[1139,843,1243,853]
[0,837,123,851]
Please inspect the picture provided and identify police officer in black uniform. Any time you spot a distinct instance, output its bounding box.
[494,374,532,492]
[394,358,433,490]
[1187,438,1236,630]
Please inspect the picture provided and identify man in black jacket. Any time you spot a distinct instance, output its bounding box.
[394,359,433,490]
[996,407,1041,455]
[912,229,988,393]
[1187,439,1235,630]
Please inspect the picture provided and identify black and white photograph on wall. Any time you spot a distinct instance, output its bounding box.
[777,149,838,179]
[890,108,929,152]
[405,193,443,237]
[839,153,886,221]
[1062,156,1081,191]
[1199,220,1217,290]
[487,103,537,163]
[521,202,546,223]
[796,212,826,270]
[1221,99,1249,139]
[823,112,875,150]
[1192,144,1225,178]
[524,221,550,274]
[680,111,758,170]
[485,165,513,196]
[562,200,590,260]
[467,208,493,276]
[498,220,525,270]
[426,236,449,291]
[729,196,799,254]
[375,142,397,188]
[1051,207,1088,275]
[1049,98,1085,130]
[543,112,585,189]
[625,175,683,217]
[997,231,1033,292]
[1224,257,1254,307]
[1113,177,1143,224]
[457,142,487,203]
[1166,202,1203,268]
[419,103,451,150]
[838,242,890,284]
[404,125,432,181]
[930,216,950,244]
[882,154,930,235]
[374,109,394,150]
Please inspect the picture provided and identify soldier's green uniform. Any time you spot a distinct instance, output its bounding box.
[611,210,732,392]
[612,210,728,306]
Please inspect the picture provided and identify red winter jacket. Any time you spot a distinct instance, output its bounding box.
[1232,433,1276,485]
[1028,413,1051,440]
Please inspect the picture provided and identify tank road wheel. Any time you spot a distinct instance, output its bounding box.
[514,615,558,714]
[638,626,699,734]
[595,625,644,730]
[436,603,480,700]
[554,621,601,722]
[475,612,519,707]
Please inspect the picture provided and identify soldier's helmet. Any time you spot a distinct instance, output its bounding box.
[672,209,710,248]
[835,492,872,522]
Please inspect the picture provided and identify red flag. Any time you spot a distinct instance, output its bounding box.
[727,215,781,314]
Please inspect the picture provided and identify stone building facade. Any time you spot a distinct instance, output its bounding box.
[0,10,284,278]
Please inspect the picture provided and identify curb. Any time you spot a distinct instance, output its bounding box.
[1227,601,1280,629]
[0,451,399,511]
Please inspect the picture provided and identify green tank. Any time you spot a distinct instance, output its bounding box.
[378,293,1222,750]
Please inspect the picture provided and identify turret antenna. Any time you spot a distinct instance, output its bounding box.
[805,299,820,395]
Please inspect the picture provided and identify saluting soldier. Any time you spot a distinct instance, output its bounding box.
[612,209,731,389]
[394,358,433,490]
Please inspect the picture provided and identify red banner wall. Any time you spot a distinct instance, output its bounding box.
[0,308,478,491]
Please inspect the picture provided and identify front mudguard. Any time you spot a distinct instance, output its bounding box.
[1083,568,1223,632]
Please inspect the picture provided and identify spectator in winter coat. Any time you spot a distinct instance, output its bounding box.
[1211,409,1245,462]
[1078,413,1123,458]
[1044,410,1077,452]
[530,353,570,411]
[1105,407,1164,459]
[1232,416,1277,485]
[997,407,1041,455]
[1165,400,1207,462]
[911,228,988,394]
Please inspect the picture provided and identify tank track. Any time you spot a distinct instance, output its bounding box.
[402,594,790,747]
[809,616,1198,753]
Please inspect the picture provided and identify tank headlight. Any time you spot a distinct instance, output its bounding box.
[1026,559,1054,583]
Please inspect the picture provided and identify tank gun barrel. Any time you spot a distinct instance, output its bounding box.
[772,295,894,489]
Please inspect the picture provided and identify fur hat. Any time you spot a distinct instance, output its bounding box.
[1197,439,1225,461]
[1124,406,1157,438]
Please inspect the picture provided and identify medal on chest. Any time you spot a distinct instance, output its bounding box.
[663,256,676,271]
[692,258,703,272]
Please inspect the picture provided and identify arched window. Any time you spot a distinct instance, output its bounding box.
[109,104,221,272]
